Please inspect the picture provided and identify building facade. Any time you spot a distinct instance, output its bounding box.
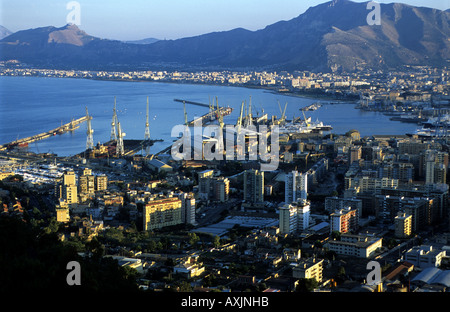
[330,207,359,234]
[143,197,183,231]
[285,171,308,204]
[243,169,264,205]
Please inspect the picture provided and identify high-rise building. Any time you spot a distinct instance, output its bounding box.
[424,150,448,184]
[95,175,108,191]
[63,170,76,187]
[285,171,308,204]
[330,207,359,234]
[349,146,362,165]
[144,194,197,230]
[325,196,362,217]
[178,193,196,225]
[243,169,264,204]
[55,199,70,223]
[57,170,78,206]
[279,204,298,234]
[198,169,214,199]
[143,197,183,231]
[214,177,229,202]
[279,200,310,234]
[394,212,412,238]
[79,174,95,195]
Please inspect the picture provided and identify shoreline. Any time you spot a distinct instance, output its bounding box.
[0,72,359,104]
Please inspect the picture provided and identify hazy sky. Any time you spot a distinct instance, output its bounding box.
[1,0,448,40]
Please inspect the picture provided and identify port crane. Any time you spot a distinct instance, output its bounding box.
[144,96,151,155]
[85,106,94,150]
[111,96,118,141]
[116,121,125,156]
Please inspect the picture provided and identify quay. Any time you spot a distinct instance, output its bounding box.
[0,116,87,151]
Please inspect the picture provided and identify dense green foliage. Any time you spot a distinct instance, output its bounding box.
[0,215,138,293]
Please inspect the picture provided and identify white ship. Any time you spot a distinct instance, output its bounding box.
[278,117,332,134]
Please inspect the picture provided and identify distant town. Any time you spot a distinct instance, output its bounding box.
[1,61,449,105]
[1,62,450,293]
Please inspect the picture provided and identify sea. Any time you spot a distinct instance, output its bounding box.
[0,76,419,157]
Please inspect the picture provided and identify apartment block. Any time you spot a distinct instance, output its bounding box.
[327,234,383,258]
[279,200,310,234]
[243,169,264,204]
[394,212,412,238]
[285,171,308,204]
[292,258,324,283]
[143,197,183,231]
[404,245,446,268]
[330,207,359,234]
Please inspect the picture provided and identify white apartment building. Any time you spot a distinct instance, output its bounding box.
[279,200,310,234]
[327,234,382,258]
[285,171,308,204]
[404,245,446,268]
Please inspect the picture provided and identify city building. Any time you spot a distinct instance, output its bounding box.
[325,196,362,217]
[424,150,448,184]
[173,256,205,279]
[57,170,78,206]
[147,158,173,173]
[95,174,108,191]
[79,168,95,195]
[214,177,230,202]
[405,246,446,268]
[178,192,196,225]
[279,200,310,234]
[394,212,412,238]
[326,234,383,258]
[198,169,214,200]
[143,197,183,231]
[330,207,359,234]
[349,146,362,165]
[243,169,264,205]
[285,171,308,204]
[292,258,324,283]
[55,199,70,223]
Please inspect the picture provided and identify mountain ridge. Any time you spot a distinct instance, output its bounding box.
[0,0,448,72]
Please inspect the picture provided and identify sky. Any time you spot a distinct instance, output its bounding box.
[0,0,449,41]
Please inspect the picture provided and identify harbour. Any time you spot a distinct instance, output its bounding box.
[0,76,423,158]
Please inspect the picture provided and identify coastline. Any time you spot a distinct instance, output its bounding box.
[0,70,360,104]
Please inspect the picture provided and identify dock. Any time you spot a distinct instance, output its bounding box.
[174,99,210,108]
[0,116,87,151]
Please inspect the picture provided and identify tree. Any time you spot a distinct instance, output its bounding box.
[331,231,341,241]
[295,278,318,292]
[213,235,221,248]
[188,232,199,246]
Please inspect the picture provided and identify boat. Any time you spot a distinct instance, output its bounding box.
[389,113,425,123]
[278,117,332,134]
[421,114,450,129]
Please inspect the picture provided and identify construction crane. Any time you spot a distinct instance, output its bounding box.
[85,106,94,150]
[302,109,311,127]
[216,96,224,130]
[116,121,125,156]
[236,101,245,134]
[183,100,189,127]
[209,96,214,121]
[244,96,254,128]
[111,96,118,141]
[144,96,151,155]
[277,100,288,125]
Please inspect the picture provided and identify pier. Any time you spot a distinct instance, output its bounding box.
[174,99,210,108]
[0,116,87,151]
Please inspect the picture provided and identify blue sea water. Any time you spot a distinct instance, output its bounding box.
[0,76,419,157]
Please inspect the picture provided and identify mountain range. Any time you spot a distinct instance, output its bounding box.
[0,0,449,72]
